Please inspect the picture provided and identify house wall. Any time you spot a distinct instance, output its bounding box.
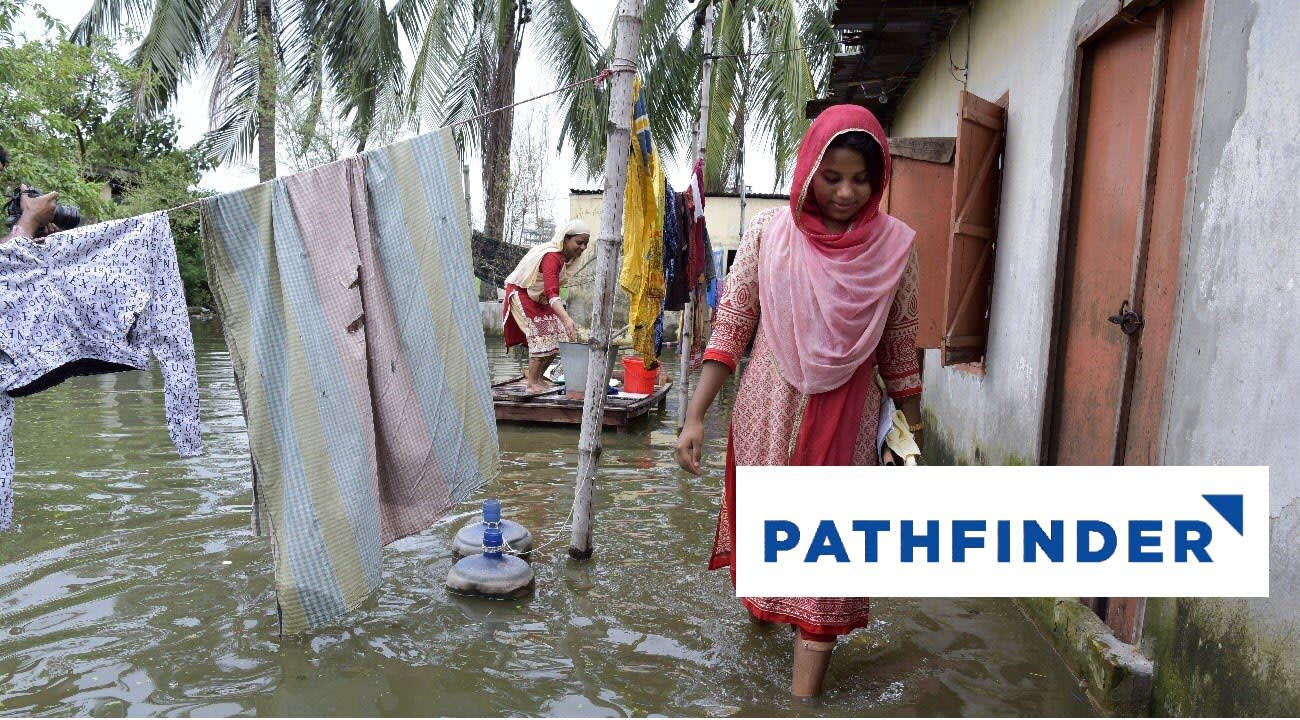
[888,0,1300,713]
[568,192,788,252]
[889,0,1077,467]
[1142,0,1300,713]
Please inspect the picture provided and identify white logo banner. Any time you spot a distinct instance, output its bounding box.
[733,466,1269,598]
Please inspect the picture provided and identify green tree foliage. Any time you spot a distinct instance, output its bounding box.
[0,4,215,305]
[75,0,406,182]
[555,0,834,193]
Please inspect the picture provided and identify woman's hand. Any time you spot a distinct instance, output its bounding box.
[551,298,578,341]
[675,418,705,475]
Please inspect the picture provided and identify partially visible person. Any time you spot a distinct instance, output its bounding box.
[2,145,65,241]
[502,219,591,392]
[674,104,923,698]
[4,183,59,242]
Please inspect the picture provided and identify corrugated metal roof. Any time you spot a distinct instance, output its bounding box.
[808,0,967,129]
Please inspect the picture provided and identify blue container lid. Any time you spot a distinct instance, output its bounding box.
[483,498,501,525]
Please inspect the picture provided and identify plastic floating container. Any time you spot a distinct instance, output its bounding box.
[445,526,535,600]
[453,499,534,559]
[557,341,617,393]
[622,356,660,394]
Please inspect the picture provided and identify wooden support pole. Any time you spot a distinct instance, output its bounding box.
[733,109,745,286]
[729,13,750,289]
[568,0,644,559]
[678,3,717,429]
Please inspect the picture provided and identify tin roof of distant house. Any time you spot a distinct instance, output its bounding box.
[569,188,789,201]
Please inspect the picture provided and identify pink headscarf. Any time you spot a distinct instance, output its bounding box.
[757,104,915,464]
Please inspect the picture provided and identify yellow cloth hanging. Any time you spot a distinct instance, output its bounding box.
[619,75,666,365]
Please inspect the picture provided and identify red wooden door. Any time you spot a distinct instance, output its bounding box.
[1050,0,1204,643]
[1049,19,1156,466]
[1123,0,1205,464]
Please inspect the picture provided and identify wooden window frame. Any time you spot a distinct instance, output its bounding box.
[955,91,1009,377]
[939,90,1009,374]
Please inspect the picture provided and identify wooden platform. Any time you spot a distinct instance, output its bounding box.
[492,376,672,431]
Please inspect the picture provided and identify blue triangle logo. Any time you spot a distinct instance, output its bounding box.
[1203,494,1244,535]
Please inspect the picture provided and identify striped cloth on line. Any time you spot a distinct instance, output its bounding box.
[200,129,498,634]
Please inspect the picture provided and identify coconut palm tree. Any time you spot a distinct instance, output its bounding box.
[399,0,830,236]
[73,0,406,182]
[396,0,601,240]
[559,0,835,193]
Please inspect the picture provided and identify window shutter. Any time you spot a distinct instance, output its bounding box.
[941,90,1005,366]
[886,138,956,349]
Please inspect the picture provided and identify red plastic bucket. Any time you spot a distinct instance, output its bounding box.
[621,356,659,394]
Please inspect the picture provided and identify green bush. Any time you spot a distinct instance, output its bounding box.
[0,5,214,305]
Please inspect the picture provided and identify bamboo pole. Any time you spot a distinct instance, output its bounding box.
[726,12,750,291]
[678,3,717,429]
[568,0,644,559]
[733,111,744,288]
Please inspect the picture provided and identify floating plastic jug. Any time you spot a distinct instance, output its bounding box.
[453,498,534,559]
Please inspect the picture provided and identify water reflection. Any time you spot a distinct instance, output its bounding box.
[0,321,1095,716]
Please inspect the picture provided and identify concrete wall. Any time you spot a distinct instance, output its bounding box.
[568,192,788,252]
[890,0,1300,713]
[889,0,1077,467]
[1142,0,1300,713]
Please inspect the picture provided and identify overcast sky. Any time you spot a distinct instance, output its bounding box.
[14,1,779,229]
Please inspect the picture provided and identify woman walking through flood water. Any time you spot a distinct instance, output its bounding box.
[675,104,924,698]
[502,219,591,392]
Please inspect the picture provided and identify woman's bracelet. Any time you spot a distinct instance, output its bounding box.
[908,421,924,432]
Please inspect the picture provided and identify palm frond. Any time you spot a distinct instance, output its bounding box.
[72,0,156,45]
[751,0,813,186]
[314,0,405,148]
[638,0,696,170]
[799,0,836,94]
[207,0,253,127]
[127,0,212,118]
[403,0,487,144]
[534,0,605,178]
[699,0,744,191]
[203,44,260,162]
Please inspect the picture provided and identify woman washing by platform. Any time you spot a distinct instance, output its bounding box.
[503,219,591,393]
[674,105,924,698]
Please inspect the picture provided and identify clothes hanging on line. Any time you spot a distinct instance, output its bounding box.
[663,186,690,312]
[200,128,499,635]
[0,212,202,530]
[619,75,667,366]
[652,180,685,355]
[685,158,709,291]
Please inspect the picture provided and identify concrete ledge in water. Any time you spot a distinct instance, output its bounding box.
[1017,598,1153,716]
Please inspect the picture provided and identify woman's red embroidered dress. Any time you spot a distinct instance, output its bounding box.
[702,104,921,639]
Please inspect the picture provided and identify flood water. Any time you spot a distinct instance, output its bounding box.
[0,321,1097,717]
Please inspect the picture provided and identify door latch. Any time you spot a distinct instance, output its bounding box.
[1107,300,1144,336]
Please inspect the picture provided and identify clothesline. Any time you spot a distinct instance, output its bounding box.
[109,39,832,218]
[157,65,637,216]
